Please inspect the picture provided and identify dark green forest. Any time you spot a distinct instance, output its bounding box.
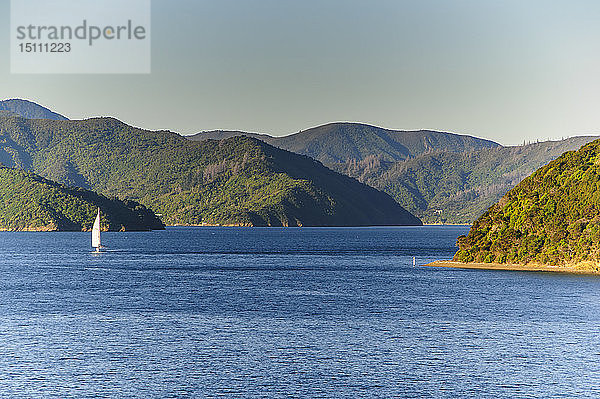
[0,166,163,231]
[454,139,600,266]
[1,108,591,231]
[0,115,421,227]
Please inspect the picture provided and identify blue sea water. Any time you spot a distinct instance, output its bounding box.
[0,226,599,398]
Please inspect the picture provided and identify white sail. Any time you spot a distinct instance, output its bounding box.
[92,208,101,249]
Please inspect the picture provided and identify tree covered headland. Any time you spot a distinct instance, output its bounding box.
[454,139,600,266]
[0,166,164,231]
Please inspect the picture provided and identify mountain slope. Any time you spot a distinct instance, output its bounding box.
[0,115,421,227]
[191,123,596,224]
[334,136,598,224]
[453,138,600,268]
[0,99,67,120]
[0,166,163,231]
[188,122,501,164]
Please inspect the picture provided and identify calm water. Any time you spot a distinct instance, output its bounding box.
[0,226,599,398]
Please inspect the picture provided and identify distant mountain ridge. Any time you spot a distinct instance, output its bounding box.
[188,122,501,164]
[335,136,599,224]
[0,99,67,120]
[3,100,594,226]
[0,114,421,227]
[189,123,599,224]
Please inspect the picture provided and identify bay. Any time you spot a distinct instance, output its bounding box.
[0,226,599,398]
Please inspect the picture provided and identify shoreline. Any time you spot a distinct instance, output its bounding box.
[426,260,600,276]
[422,223,471,226]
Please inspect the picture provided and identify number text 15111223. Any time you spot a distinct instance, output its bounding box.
[18,43,71,53]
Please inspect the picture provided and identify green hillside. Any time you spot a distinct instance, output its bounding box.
[453,138,600,267]
[190,123,596,224]
[189,122,500,164]
[333,137,597,224]
[0,166,163,231]
[0,115,421,227]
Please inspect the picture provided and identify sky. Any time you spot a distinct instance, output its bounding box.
[1,0,600,145]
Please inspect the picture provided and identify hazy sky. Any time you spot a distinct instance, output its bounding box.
[1,0,599,145]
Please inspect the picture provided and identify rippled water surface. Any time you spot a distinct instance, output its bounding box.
[1,226,599,398]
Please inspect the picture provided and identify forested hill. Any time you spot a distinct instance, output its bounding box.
[0,115,421,227]
[0,99,67,120]
[453,138,600,269]
[0,166,163,231]
[332,136,598,224]
[188,122,501,164]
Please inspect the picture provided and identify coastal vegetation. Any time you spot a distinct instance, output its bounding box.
[453,138,600,269]
[0,166,163,231]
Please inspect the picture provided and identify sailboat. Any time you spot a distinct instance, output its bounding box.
[92,208,102,252]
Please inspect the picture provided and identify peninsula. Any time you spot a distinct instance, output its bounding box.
[0,166,163,231]
[431,138,600,274]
